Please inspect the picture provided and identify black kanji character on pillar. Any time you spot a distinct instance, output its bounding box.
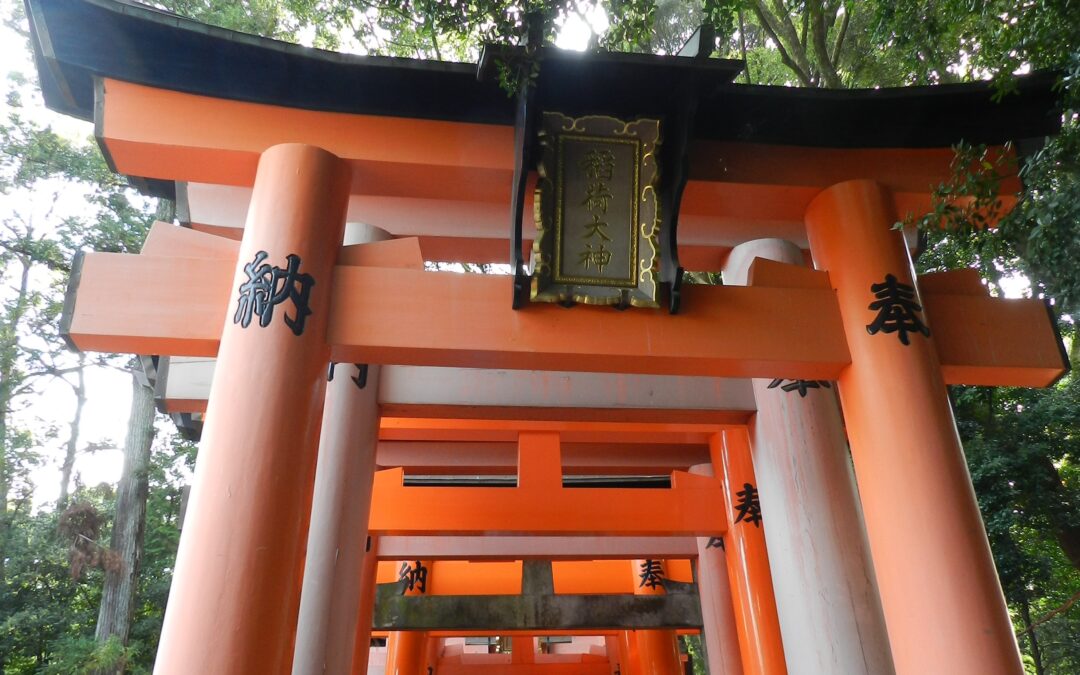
[865,273,930,346]
[398,560,428,594]
[638,559,665,589]
[706,537,725,550]
[233,250,315,336]
[766,379,833,397]
[734,483,762,527]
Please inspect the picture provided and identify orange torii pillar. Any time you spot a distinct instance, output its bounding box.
[351,535,381,673]
[385,559,433,675]
[512,636,537,664]
[385,632,428,675]
[617,631,641,675]
[154,144,350,674]
[805,180,1024,674]
[604,636,621,675]
[629,560,683,675]
[723,239,894,674]
[712,430,787,675]
[689,464,744,675]
[293,224,391,675]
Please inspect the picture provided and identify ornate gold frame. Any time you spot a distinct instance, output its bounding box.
[530,113,661,308]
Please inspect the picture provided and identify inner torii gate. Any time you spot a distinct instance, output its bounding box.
[30,1,1069,674]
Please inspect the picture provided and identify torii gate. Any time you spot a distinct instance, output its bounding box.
[29,1,1069,674]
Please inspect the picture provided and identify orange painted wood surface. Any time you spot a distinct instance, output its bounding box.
[805,179,1025,674]
[140,221,238,258]
[376,561,523,595]
[554,560,693,594]
[152,144,351,674]
[326,267,848,378]
[385,631,428,675]
[437,662,610,675]
[713,430,787,675]
[100,79,1017,239]
[367,467,725,536]
[101,79,513,180]
[371,559,694,596]
[66,252,231,356]
[377,418,728,445]
[367,433,727,537]
[65,252,1065,386]
[929,293,1065,387]
[378,404,751,426]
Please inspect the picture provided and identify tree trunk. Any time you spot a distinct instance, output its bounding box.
[58,354,86,508]
[0,256,32,675]
[93,370,156,668]
[1031,453,1080,572]
[1020,595,1045,675]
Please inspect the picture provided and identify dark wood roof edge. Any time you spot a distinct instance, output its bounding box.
[27,0,1063,149]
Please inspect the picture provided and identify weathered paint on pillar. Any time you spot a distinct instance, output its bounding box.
[605,636,621,675]
[723,239,894,675]
[154,143,350,674]
[617,631,641,675]
[711,430,787,675]
[384,631,427,675]
[630,560,683,675]
[805,180,1023,674]
[424,633,440,674]
[350,535,381,674]
[293,224,392,675]
[690,464,744,675]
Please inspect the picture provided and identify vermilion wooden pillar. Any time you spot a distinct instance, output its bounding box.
[805,180,1023,674]
[293,224,391,675]
[617,631,640,675]
[723,239,893,675]
[384,632,427,675]
[711,430,787,675]
[153,144,350,674]
[350,535,381,673]
[689,464,744,675]
[511,636,536,664]
[630,560,683,675]
[385,559,433,675]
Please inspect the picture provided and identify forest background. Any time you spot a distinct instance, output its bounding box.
[1,0,1079,673]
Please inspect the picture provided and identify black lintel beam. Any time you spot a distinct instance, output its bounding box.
[372,587,703,631]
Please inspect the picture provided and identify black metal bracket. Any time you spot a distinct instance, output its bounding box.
[352,364,369,389]
[661,25,715,315]
[480,15,545,310]
[509,79,539,309]
[328,362,369,389]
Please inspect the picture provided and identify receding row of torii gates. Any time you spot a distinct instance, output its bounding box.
[31,1,1069,673]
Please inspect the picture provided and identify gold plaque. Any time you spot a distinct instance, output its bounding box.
[530,113,661,307]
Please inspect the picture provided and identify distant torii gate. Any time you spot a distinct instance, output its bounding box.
[29,1,1069,674]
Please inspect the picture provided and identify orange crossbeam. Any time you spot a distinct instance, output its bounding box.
[325,266,846,378]
[928,293,1065,387]
[100,79,1017,223]
[367,432,727,537]
[101,77,1002,197]
[371,560,695,595]
[367,467,726,536]
[63,253,847,378]
[64,251,1066,386]
[371,630,700,637]
[377,418,731,445]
